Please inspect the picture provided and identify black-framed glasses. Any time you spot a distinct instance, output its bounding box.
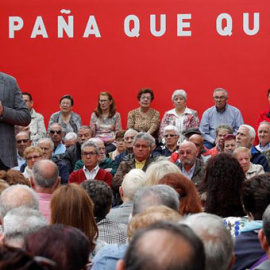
[50,130,62,135]
[164,134,177,138]
[82,151,97,157]
[16,139,29,144]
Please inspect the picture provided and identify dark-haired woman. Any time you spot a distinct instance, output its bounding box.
[90,92,122,153]
[127,88,160,136]
[48,94,81,134]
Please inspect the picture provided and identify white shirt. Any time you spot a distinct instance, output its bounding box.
[181,163,196,180]
[83,165,100,180]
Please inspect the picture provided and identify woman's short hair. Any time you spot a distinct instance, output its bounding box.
[0,170,30,187]
[115,130,126,140]
[137,88,154,101]
[233,147,251,158]
[59,94,74,106]
[171,89,187,101]
[50,184,98,252]
[23,147,43,159]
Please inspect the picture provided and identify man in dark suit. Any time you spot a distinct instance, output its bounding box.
[0,72,31,170]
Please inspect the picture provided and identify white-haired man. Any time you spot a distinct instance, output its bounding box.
[236,124,270,172]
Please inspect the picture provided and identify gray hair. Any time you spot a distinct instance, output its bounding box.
[232,147,251,158]
[133,132,155,148]
[164,125,180,136]
[124,129,138,138]
[38,138,54,151]
[0,184,39,219]
[32,160,59,188]
[81,141,100,154]
[133,185,180,216]
[215,124,233,137]
[181,213,234,270]
[213,88,228,98]
[258,121,270,132]
[171,89,187,101]
[145,158,181,186]
[3,207,48,247]
[122,169,146,201]
[240,124,256,139]
[64,132,78,142]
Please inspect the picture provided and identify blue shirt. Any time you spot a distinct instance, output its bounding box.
[200,104,244,144]
[53,142,66,156]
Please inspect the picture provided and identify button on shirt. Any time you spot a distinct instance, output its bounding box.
[83,165,100,180]
[181,163,196,180]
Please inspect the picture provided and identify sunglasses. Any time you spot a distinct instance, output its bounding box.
[16,139,29,144]
[50,130,62,135]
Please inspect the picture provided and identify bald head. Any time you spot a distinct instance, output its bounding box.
[178,141,198,168]
[0,185,39,220]
[31,160,59,192]
[189,134,204,153]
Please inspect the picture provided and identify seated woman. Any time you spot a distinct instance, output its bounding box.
[49,94,81,134]
[90,92,122,153]
[158,172,203,215]
[109,130,126,160]
[159,89,199,143]
[22,146,43,180]
[199,153,247,237]
[223,134,236,155]
[233,147,265,179]
[50,184,100,258]
[127,88,160,137]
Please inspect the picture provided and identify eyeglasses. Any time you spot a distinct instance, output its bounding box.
[23,99,31,103]
[213,96,226,101]
[134,144,149,149]
[99,99,109,103]
[164,134,178,138]
[140,96,151,101]
[50,130,62,135]
[26,155,41,161]
[39,147,50,151]
[16,139,29,144]
[82,151,97,156]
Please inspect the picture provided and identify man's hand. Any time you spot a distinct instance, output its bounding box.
[0,101,3,116]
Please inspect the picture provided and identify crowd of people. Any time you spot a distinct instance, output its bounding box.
[1,71,270,269]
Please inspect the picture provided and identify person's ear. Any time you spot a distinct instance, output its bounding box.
[53,177,61,190]
[227,254,236,270]
[258,229,269,252]
[119,186,124,198]
[0,232,4,245]
[30,176,35,189]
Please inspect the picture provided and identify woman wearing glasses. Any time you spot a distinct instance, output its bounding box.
[48,95,81,134]
[127,88,160,137]
[90,92,122,153]
[159,89,199,143]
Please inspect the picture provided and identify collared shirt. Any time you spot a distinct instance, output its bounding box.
[256,143,270,152]
[83,165,100,180]
[135,159,146,169]
[200,104,244,144]
[181,163,196,180]
[53,142,66,156]
[13,152,25,170]
[37,192,52,223]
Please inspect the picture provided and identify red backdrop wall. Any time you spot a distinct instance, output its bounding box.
[0,0,269,129]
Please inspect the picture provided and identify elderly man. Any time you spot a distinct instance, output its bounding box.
[35,138,68,184]
[115,129,138,165]
[30,160,60,222]
[182,213,235,270]
[49,123,66,156]
[256,122,270,152]
[63,125,92,173]
[0,207,47,248]
[107,169,146,225]
[68,141,112,186]
[200,88,244,149]
[153,125,179,157]
[74,137,118,175]
[22,92,46,145]
[63,132,78,149]
[175,141,205,187]
[0,184,39,223]
[117,221,205,270]
[13,131,32,170]
[0,72,31,170]
[112,132,155,193]
[208,124,234,155]
[236,124,270,172]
